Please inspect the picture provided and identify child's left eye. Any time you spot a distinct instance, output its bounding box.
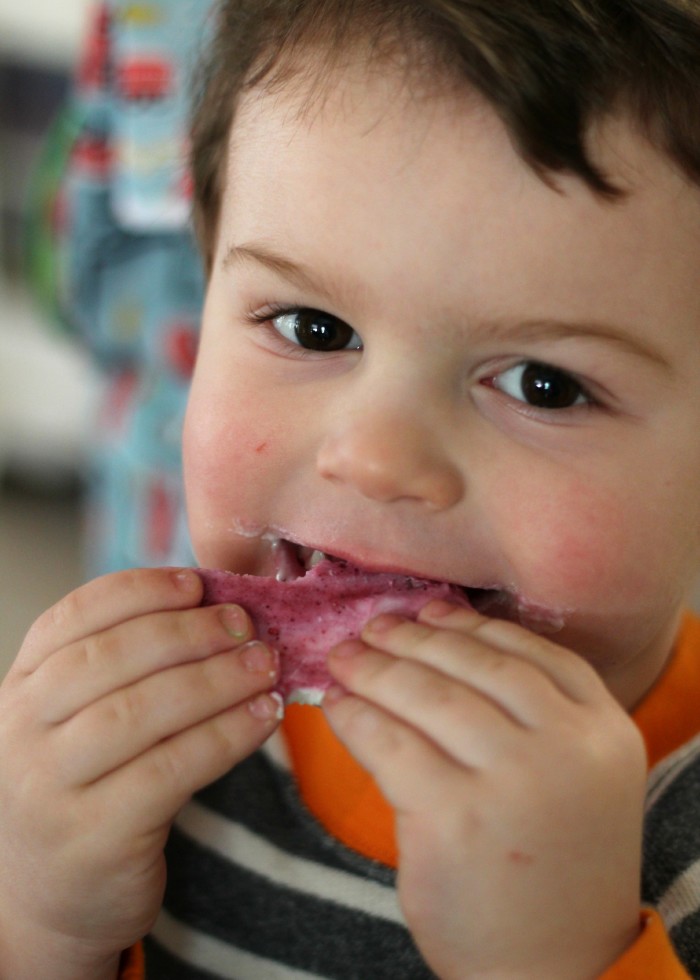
[490,361,590,409]
[272,308,363,352]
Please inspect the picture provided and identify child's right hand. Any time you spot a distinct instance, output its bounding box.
[0,567,280,980]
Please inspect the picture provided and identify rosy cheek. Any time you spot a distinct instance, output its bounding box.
[187,419,274,506]
[507,479,652,609]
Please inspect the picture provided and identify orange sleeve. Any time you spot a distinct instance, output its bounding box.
[598,910,689,979]
[118,943,145,980]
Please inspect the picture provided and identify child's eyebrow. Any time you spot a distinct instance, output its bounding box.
[223,241,359,309]
[223,241,671,372]
[479,318,673,372]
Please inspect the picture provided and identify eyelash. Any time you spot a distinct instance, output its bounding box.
[245,304,362,357]
[245,304,315,359]
[247,303,295,323]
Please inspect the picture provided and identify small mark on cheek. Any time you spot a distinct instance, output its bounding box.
[508,849,535,867]
[255,441,269,454]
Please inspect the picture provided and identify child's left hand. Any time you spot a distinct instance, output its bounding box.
[324,603,647,980]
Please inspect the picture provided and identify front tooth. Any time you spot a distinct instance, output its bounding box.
[308,549,326,569]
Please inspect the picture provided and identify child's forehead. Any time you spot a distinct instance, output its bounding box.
[228,59,695,209]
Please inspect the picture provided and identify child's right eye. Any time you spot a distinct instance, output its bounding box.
[487,360,593,411]
[270,308,363,352]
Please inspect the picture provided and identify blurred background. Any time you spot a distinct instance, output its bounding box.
[0,0,100,673]
[0,0,205,679]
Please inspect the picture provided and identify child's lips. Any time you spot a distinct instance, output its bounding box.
[265,536,569,636]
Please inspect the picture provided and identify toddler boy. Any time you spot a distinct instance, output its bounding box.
[2,1,700,977]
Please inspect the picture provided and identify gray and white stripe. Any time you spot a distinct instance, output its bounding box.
[643,731,700,973]
[174,799,405,925]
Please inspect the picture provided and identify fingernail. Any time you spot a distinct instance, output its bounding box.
[219,604,250,639]
[248,692,285,721]
[364,613,404,634]
[172,568,200,593]
[240,641,277,675]
[330,639,366,658]
[323,684,346,706]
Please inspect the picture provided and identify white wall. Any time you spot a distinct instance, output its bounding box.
[0,0,91,66]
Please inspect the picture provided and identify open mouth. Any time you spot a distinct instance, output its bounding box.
[271,537,510,617]
[260,536,567,635]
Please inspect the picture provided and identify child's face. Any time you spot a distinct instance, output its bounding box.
[184,61,700,706]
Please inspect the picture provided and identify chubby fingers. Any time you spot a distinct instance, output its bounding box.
[324,602,607,775]
[58,638,281,786]
[30,601,257,725]
[325,635,521,779]
[100,682,284,826]
[17,567,205,672]
[323,685,467,815]
[387,601,603,706]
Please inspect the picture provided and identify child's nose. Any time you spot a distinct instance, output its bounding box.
[316,406,465,511]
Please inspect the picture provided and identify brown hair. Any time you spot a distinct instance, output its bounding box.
[191,0,700,270]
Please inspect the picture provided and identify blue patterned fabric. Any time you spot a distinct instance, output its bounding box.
[55,0,214,573]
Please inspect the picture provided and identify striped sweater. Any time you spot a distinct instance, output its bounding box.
[123,613,700,979]
[642,732,700,974]
[145,738,433,978]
